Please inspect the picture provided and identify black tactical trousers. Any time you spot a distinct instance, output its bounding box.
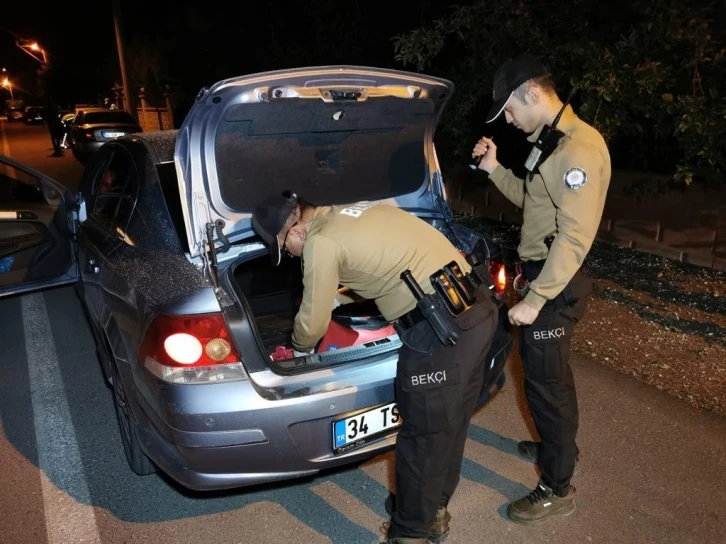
[520,262,592,496]
[388,297,497,539]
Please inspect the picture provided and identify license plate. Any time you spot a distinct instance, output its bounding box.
[332,402,401,454]
[103,131,125,138]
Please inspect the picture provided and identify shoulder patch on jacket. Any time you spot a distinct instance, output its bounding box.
[563,168,587,190]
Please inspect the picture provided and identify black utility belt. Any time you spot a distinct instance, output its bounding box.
[520,259,546,281]
[396,306,427,332]
[397,261,481,345]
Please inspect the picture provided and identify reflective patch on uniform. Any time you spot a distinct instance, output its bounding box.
[340,201,377,218]
[563,168,587,190]
[524,325,569,345]
[533,327,567,341]
[400,359,461,392]
[410,370,448,387]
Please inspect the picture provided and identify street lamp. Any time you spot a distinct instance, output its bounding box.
[2,78,14,100]
[16,40,48,65]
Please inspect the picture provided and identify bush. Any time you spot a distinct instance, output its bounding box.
[393,0,726,187]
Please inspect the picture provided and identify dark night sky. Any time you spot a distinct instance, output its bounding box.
[1,0,466,108]
[2,1,117,69]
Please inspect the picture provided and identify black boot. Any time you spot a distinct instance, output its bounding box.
[385,493,450,543]
[507,481,576,524]
[517,441,581,472]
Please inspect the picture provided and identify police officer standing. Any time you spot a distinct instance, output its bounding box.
[252,193,498,543]
[43,99,63,156]
[472,54,611,524]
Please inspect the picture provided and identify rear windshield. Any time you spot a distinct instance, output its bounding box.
[83,111,136,124]
[214,96,431,212]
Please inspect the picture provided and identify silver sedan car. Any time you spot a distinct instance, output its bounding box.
[70,108,142,162]
[0,65,513,491]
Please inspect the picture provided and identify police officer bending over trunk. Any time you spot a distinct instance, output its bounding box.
[252,193,498,543]
[472,54,611,524]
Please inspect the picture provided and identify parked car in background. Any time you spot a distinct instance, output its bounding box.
[0,66,513,492]
[4,103,24,122]
[23,106,44,125]
[70,108,142,162]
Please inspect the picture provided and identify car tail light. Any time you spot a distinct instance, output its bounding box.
[138,313,247,384]
[488,257,507,297]
[83,131,95,140]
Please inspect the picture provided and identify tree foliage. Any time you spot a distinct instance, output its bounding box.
[393,0,726,187]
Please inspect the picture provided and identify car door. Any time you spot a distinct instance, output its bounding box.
[73,147,115,321]
[76,144,139,323]
[0,156,78,297]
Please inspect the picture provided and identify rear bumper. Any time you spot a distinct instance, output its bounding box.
[129,326,513,492]
[73,141,104,153]
[135,375,510,492]
[130,361,401,491]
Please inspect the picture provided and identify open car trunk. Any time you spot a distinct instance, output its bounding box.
[232,252,400,370]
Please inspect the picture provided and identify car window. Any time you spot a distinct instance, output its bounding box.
[78,148,113,209]
[156,162,189,252]
[0,167,45,206]
[91,147,139,232]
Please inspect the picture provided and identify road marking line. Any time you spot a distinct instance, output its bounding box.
[311,481,386,539]
[21,292,102,544]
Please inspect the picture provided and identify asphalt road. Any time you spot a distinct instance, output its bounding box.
[0,119,85,191]
[1,122,725,544]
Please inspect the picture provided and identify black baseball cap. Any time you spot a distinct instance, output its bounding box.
[486,54,549,123]
[251,191,298,266]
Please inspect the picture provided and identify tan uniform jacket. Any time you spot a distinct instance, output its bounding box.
[489,106,611,310]
[291,203,470,351]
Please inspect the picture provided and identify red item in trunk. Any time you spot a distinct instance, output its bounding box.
[318,318,396,352]
[271,345,294,361]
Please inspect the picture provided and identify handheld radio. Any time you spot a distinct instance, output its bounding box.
[523,87,577,176]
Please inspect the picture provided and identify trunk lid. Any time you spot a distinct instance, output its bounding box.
[174,65,454,262]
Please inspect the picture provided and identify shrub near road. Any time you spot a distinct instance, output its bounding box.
[458,213,726,415]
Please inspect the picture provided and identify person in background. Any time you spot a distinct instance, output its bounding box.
[43,99,63,156]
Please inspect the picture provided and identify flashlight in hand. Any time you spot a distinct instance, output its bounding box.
[469,155,483,171]
[469,139,490,170]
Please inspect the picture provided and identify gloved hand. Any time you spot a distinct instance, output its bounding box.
[270,346,294,361]
[294,348,314,357]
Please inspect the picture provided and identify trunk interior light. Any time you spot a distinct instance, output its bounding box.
[164,333,203,364]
